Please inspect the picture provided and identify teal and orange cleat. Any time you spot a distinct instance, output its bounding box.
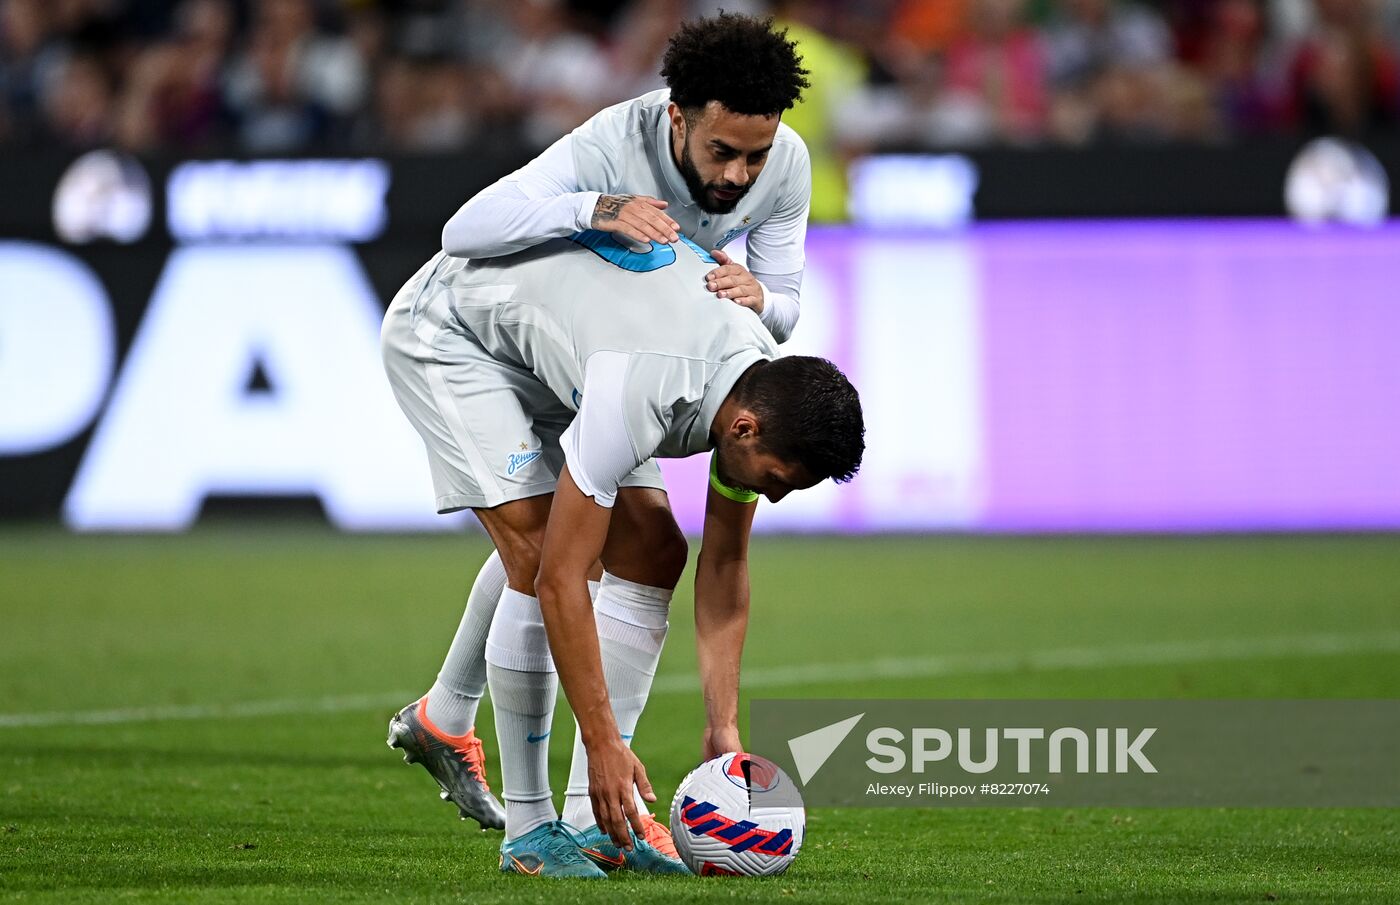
[574,814,691,875]
[386,697,506,830]
[498,821,607,879]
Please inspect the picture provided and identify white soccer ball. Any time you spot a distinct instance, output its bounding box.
[669,752,805,876]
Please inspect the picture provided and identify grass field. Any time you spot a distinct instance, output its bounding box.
[2,527,1398,903]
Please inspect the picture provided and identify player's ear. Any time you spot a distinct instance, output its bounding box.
[732,411,760,441]
[668,102,687,141]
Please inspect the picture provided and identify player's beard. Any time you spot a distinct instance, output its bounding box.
[680,138,750,215]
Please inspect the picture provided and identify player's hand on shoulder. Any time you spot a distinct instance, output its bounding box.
[706,248,765,314]
[591,194,679,251]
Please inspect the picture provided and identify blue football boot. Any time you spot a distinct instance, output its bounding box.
[573,814,691,875]
[498,821,607,879]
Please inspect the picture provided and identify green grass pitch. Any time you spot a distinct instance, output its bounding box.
[2,528,1398,903]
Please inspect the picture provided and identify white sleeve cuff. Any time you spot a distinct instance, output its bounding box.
[755,281,801,345]
[574,191,602,232]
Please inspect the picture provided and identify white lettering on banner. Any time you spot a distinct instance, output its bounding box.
[847,155,979,229]
[167,160,389,242]
[63,244,461,531]
[0,243,115,454]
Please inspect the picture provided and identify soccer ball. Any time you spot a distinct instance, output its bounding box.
[669,752,805,876]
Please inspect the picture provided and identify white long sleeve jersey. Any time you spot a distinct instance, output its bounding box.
[441,89,811,343]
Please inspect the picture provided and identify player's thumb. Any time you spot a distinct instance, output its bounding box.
[634,762,657,802]
[711,248,731,265]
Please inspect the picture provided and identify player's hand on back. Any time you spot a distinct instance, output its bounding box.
[701,723,744,762]
[588,735,657,849]
[591,194,680,252]
[706,248,766,314]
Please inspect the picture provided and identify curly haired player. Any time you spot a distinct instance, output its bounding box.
[387,13,820,877]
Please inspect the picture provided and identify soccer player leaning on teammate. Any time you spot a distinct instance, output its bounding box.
[381,13,836,878]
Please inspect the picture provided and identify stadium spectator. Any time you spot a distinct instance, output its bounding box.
[114,0,233,151]
[1043,0,1176,142]
[488,0,610,147]
[1285,0,1400,134]
[1195,0,1283,137]
[774,0,866,220]
[41,49,114,147]
[943,0,1050,144]
[602,0,681,103]
[365,53,512,153]
[1045,0,1175,87]
[222,0,368,152]
[887,0,972,57]
[0,0,65,146]
[6,0,1400,154]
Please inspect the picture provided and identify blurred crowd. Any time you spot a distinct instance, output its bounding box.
[3,0,1400,155]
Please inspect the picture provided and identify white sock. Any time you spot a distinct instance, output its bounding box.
[424,550,506,736]
[486,588,558,840]
[562,572,671,830]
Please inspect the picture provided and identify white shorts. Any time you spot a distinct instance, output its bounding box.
[380,258,665,513]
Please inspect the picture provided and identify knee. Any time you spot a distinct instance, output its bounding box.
[602,516,688,591]
[475,496,553,597]
[648,521,689,589]
[495,534,544,596]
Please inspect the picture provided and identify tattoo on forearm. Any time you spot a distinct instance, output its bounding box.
[592,194,635,226]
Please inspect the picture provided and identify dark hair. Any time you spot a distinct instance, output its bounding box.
[734,357,864,484]
[660,13,810,116]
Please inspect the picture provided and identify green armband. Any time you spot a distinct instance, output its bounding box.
[709,453,759,504]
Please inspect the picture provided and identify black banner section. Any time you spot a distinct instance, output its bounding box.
[2,140,1397,521]
[2,139,1398,237]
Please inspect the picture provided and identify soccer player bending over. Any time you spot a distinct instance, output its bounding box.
[381,231,863,877]
[383,9,822,868]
